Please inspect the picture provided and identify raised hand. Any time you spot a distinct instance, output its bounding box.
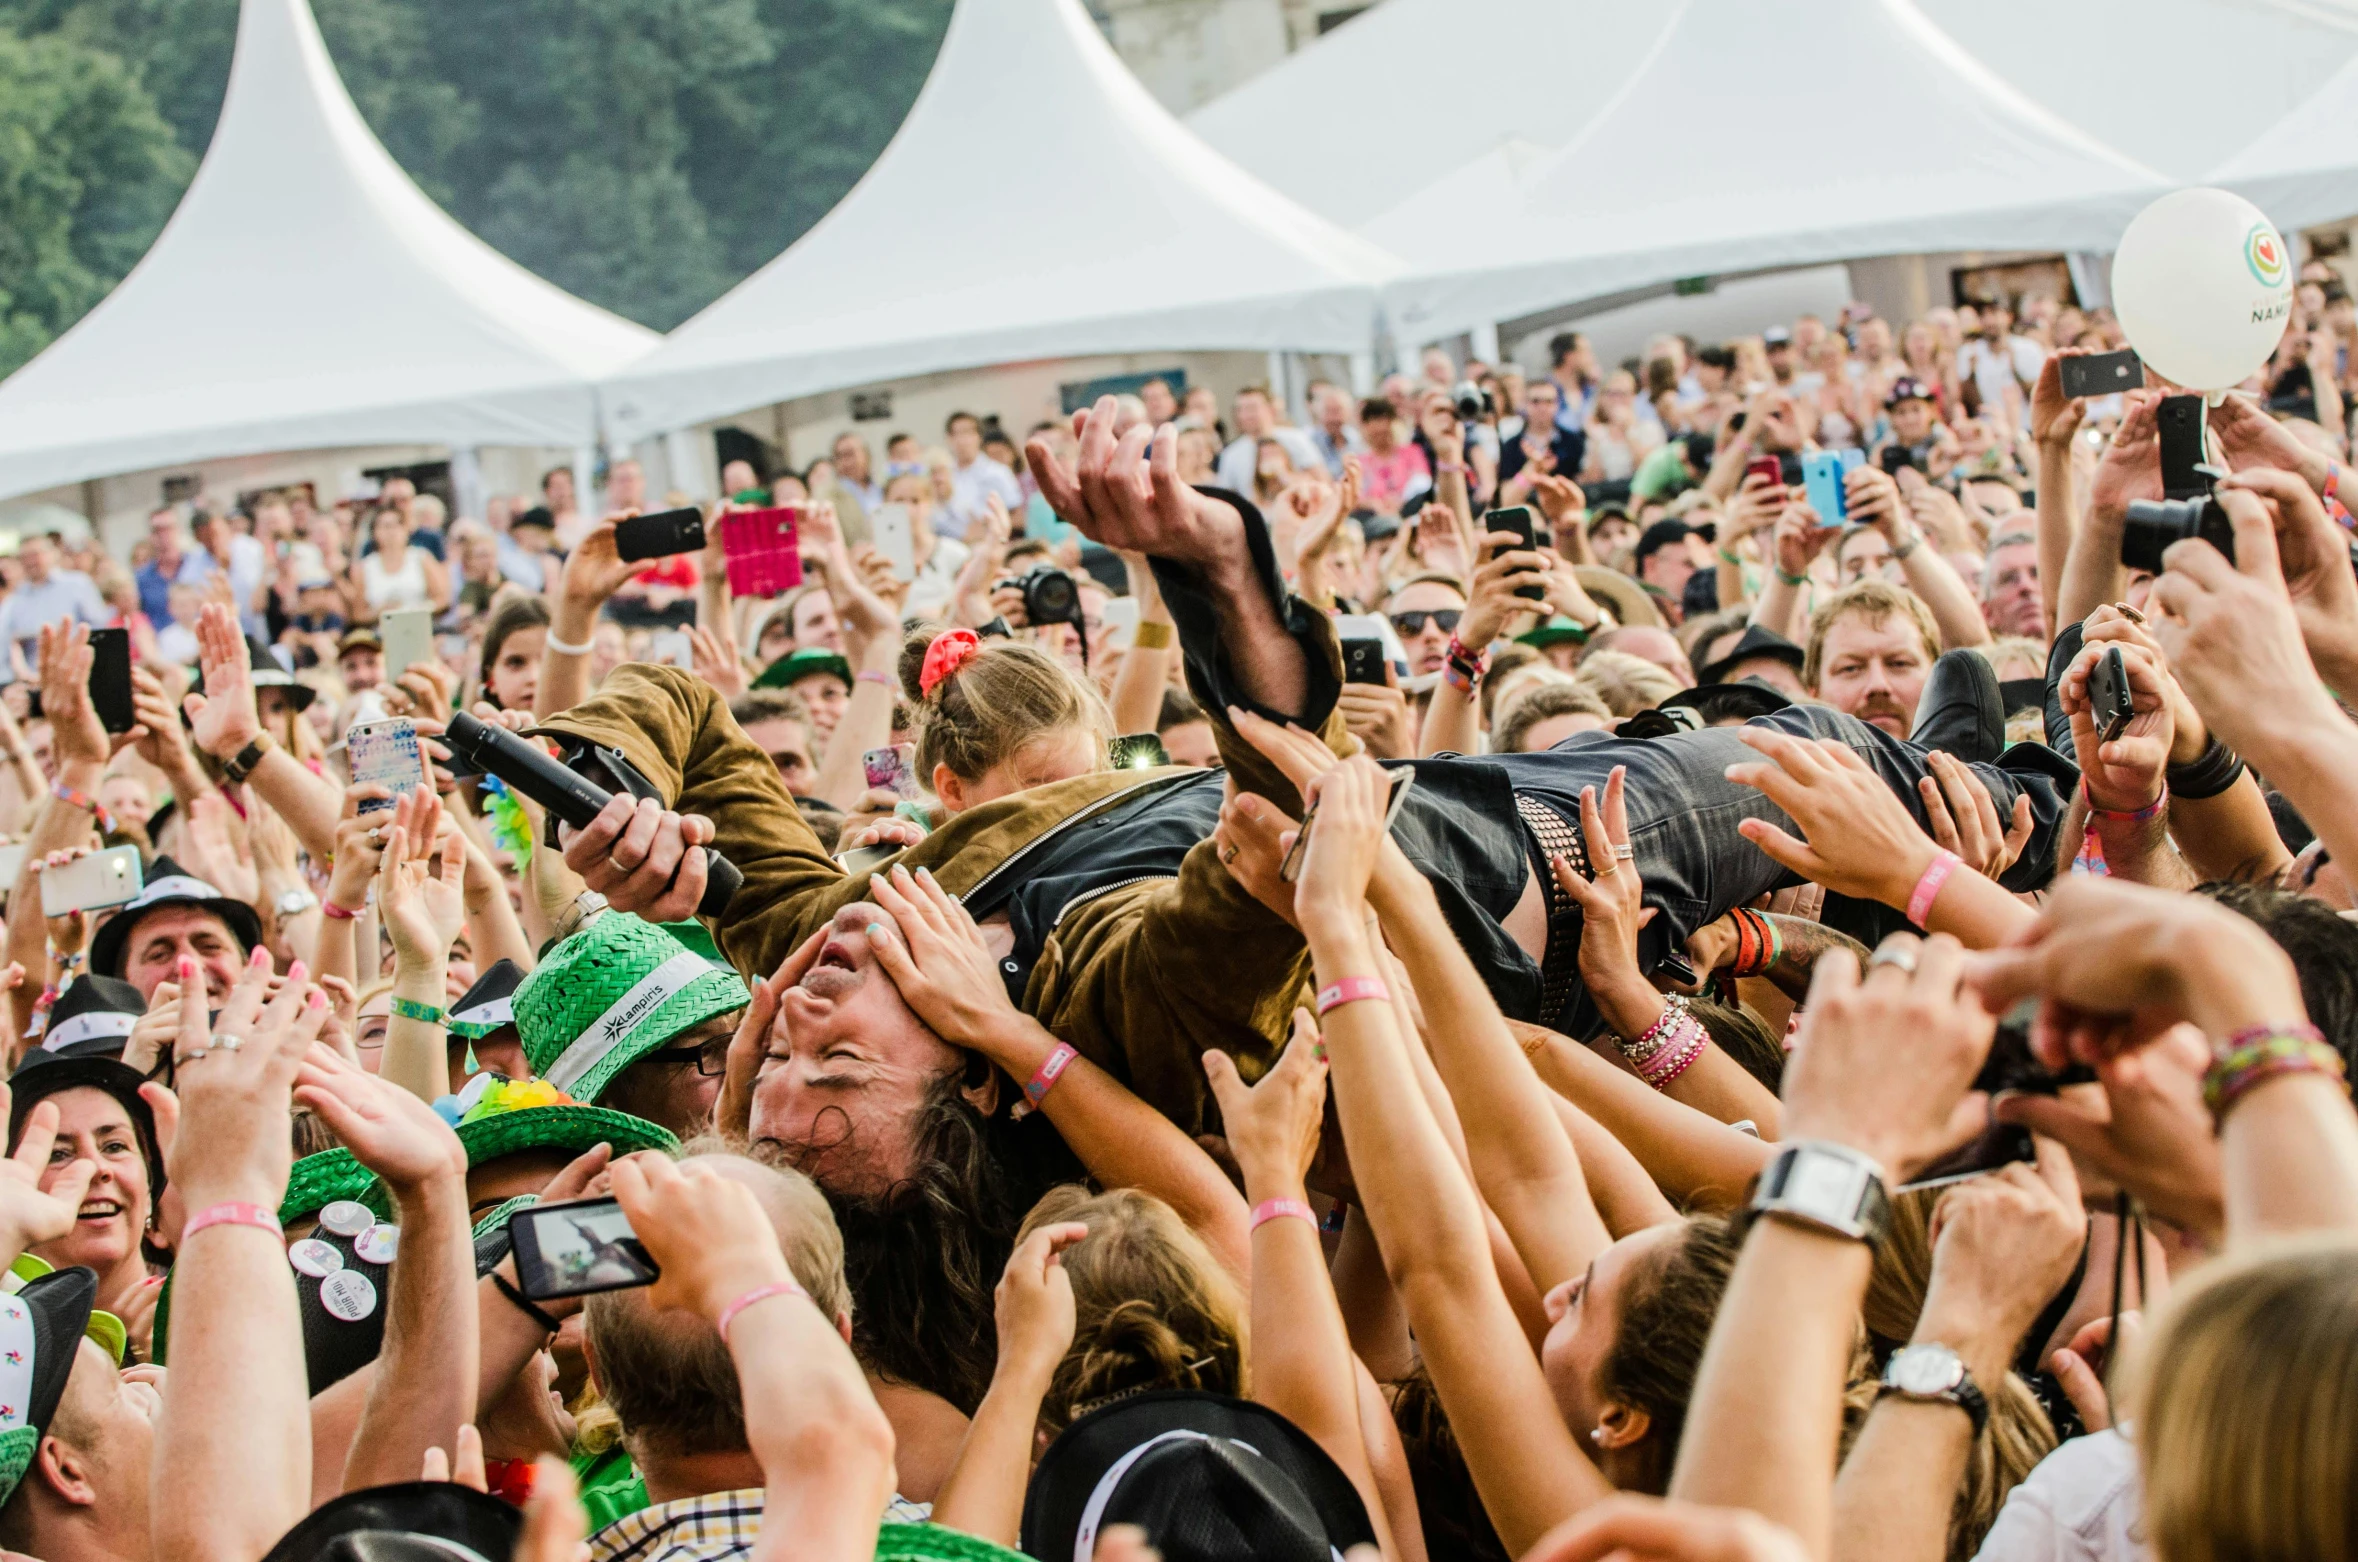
[2059,640,2172,814]
[1212,787,1299,928]
[1726,729,1941,907]
[182,604,262,760]
[128,661,196,778]
[1917,1138,2084,1374]
[717,935,812,1142]
[556,520,640,615]
[1203,1013,1328,1198]
[2088,391,2165,519]
[609,1152,794,1325]
[1459,531,1550,648]
[1994,1023,2223,1237]
[992,1221,1082,1390]
[690,626,749,699]
[2214,466,2358,686]
[1287,756,1390,933]
[0,1089,94,1261]
[1917,750,2034,881]
[558,796,715,922]
[326,784,394,913]
[168,949,330,1210]
[1026,397,1236,570]
[1551,767,1656,1005]
[376,789,467,969]
[38,622,136,769]
[2029,351,2091,449]
[862,864,1025,1057]
[1771,507,1838,581]
[293,1042,466,1195]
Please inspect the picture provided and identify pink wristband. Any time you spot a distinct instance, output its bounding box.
[183,1202,283,1240]
[1251,1198,1317,1231]
[1906,850,1961,929]
[321,901,360,921]
[715,1280,808,1343]
[2083,777,2167,825]
[1025,1043,1078,1106]
[1315,977,1390,1016]
[857,669,894,688]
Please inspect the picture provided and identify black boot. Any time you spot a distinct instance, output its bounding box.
[1909,648,2003,763]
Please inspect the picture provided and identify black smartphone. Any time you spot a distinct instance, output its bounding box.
[507,1196,659,1301]
[1109,733,1169,770]
[1877,445,1916,477]
[2155,394,2208,500]
[1485,506,1548,600]
[1341,639,1388,687]
[1279,767,1416,884]
[1900,1002,2091,1191]
[2087,645,2133,744]
[86,627,133,734]
[2058,348,2142,400]
[614,506,707,563]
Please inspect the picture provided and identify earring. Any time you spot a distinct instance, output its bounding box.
[1589,1427,1606,1446]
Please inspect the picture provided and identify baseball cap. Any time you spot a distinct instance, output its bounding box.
[1886,376,1935,408]
[1763,326,1793,348]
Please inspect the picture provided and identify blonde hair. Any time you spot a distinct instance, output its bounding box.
[1804,578,1940,691]
[898,628,1111,787]
[2131,1235,2358,1562]
[1573,649,1681,717]
[1017,1185,1245,1437]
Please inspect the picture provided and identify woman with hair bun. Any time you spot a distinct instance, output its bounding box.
[898,626,1114,814]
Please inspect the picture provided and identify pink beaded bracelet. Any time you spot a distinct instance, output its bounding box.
[716,1279,808,1343]
[1251,1198,1317,1231]
[1906,850,1961,929]
[183,1202,282,1240]
[1025,1043,1078,1106]
[1315,976,1390,1016]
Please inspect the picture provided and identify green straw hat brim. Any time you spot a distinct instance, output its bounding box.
[454,1105,677,1170]
[283,1149,378,1224]
[873,1525,1030,1562]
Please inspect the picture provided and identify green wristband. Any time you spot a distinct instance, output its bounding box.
[1775,567,1810,587]
[390,997,445,1027]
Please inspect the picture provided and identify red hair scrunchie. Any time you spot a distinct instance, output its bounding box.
[919,628,982,697]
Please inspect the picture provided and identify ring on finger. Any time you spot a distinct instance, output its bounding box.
[178,1047,210,1064]
[1612,844,1635,861]
[1219,843,1240,866]
[215,1035,245,1052]
[1866,944,1918,976]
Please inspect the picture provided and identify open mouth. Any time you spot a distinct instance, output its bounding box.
[815,939,861,972]
[76,1201,122,1223]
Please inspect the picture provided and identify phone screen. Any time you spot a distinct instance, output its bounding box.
[347,719,429,813]
[1109,733,1169,770]
[648,631,694,670]
[508,1197,659,1301]
[863,744,918,799]
[87,628,134,734]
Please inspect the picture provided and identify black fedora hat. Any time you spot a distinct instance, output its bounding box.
[31,975,144,1056]
[87,856,265,981]
[261,1481,521,1562]
[1021,1392,1375,1562]
[1695,623,1805,686]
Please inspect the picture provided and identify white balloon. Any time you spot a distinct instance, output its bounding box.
[2112,187,2294,392]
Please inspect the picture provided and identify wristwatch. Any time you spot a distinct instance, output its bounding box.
[222,732,276,785]
[274,888,320,920]
[1749,1139,1891,1244]
[1879,1343,1988,1434]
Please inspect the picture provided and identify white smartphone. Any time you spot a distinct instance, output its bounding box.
[380,608,433,679]
[648,630,693,669]
[40,846,143,919]
[1098,596,1142,651]
[0,844,26,896]
[870,503,916,582]
[347,718,430,814]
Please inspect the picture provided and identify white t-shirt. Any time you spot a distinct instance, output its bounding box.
[1216,427,1321,494]
[942,457,1023,542]
[1960,335,2045,414]
[1971,1430,2147,1562]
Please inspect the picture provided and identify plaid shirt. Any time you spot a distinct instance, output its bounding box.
[588,1488,931,1562]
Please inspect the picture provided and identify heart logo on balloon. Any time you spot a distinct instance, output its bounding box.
[2246,224,2287,288]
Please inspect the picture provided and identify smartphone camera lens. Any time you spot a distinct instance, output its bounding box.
[2121,496,2234,574]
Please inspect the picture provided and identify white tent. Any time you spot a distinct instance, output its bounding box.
[599,0,1401,443]
[1371,0,2170,344]
[1922,0,2358,184]
[1184,0,1677,229]
[0,0,656,506]
[2213,41,2358,230]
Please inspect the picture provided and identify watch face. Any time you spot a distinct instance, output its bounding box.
[1784,1150,1867,1221]
[1893,1347,1963,1396]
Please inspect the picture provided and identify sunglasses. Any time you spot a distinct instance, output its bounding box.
[1389,609,1461,637]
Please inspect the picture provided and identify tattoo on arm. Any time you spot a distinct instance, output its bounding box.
[1758,916,1869,1001]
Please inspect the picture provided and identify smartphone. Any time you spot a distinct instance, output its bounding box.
[869,503,916,583]
[1877,445,1916,477]
[1800,449,1864,526]
[86,627,133,734]
[717,507,804,598]
[863,743,919,800]
[613,506,706,563]
[1098,597,1142,650]
[834,840,903,875]
[1109,733,1169,770]
[648,630,694,670]
[1280,767,1416,884]
[1340,639,1388,687]
[1743,455,1784,491]
[2086,645,2134,744]
[380,608,433,679]
[2156,395,2208,500]
[1900,1002,2094,1190]
[1484,506,1548,601]
[2058,348,2142,400]
[507,1196,659,1302]
[39,845,142,919]
[347,718,430,814]
[0,844,24,892]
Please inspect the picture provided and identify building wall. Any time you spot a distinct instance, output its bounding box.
[1091,0,1377,113]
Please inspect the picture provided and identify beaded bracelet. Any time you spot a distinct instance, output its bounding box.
[390,997,444,1027]
[50,781,113,836]
[1315,976,1390,1016]
[2203,1026,2343,1119]
[856,669,894,689]
[1025,1043,1078,1106]
[1251,1198,1316,1231]
[1642,1021,1708,1089]
[2083,777,2167,825]
[1617,997,1696,1072]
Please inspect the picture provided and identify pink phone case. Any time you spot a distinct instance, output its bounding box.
[719,507,804,598]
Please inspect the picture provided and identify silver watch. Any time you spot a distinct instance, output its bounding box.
[274,887,320,919]
[1880,1343,1988,1433]
[1749,1139,1891,1244]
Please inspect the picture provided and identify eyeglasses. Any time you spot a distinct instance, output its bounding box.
[646,1036,732,1077]
[1389,609,1462,637]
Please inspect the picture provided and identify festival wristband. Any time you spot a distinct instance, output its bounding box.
[543,628,594,657]
[184,1202,283,1240]
[321,901,360,921]
[1132,620,1174,650]
[857,669,894,689]
[1905,850,1961,929]
[1775,566,1810,587]
[1315,976,1390,1016]
[1025,1042,1078,1106]
[1251,1198,1317,1232]
[49,782,114,836]
[390,997,445,1026]
[2204,1027,2343,1118]
[2083,778,2166,824]
[716,1279,809,1344]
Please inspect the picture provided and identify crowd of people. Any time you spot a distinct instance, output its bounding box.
[0,260,2350,1562]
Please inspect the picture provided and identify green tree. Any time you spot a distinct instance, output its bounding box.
[0,22,191,374]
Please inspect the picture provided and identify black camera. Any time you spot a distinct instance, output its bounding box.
[1000,564,1086,634]
[2121,496,2234,574]
[1451,380,1490,422]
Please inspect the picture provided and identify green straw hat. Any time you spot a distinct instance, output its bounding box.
[516,917,748,1105]
[283,1149,378,1226]
[454,1103,677,1169]
[873,1525,1030,1562]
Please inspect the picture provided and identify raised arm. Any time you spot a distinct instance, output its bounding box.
[2027,352,2090,633]
[1845,465,1989,650]
[183,605,344,857]
[928,1222,1082,1547]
